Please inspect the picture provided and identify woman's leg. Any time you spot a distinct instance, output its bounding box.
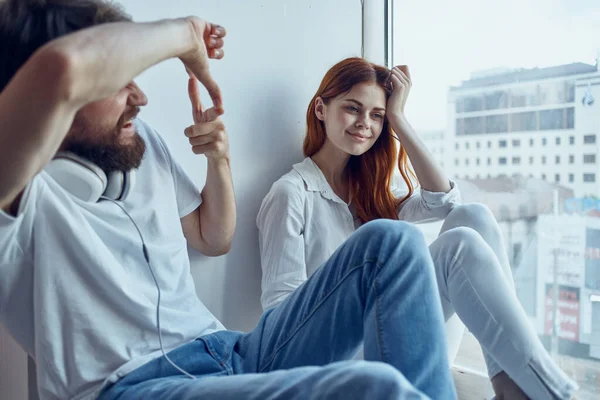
[429,203,578,399]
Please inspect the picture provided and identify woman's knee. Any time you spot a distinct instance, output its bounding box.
[445,203,501,237]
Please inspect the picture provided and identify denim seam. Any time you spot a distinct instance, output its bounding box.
[374,273,389,362]
[258,258,381,372]
[199,336,232,375]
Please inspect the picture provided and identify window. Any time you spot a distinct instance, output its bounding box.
[540,109,564,130]
[584,134,596,144]
[455,142,459,150]
[476,142,480,149]
[466,142,470,150]
[455,159,459,166]
[584,173,596,183]
[511,111,536,132]
[465,158,470,166]
[584,154,596,164]
[486,114,509,133]
[394,2,600,390]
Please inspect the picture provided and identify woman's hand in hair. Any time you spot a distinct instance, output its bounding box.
[179,17,227,114]
[387,65,413,134]
[387,65,412,115]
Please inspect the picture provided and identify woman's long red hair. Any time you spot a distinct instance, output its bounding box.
[304,57,415,223]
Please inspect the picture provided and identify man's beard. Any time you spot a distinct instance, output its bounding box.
[63,109,146,174]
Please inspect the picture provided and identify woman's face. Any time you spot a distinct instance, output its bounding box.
[316,82,387,156]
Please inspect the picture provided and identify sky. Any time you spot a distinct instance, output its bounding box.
[393,0,600,130]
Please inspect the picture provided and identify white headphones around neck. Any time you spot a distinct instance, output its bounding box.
[45,151,136,203]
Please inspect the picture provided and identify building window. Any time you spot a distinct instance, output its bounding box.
[487,141,492,148]
[466,142,470,150]
[512,156,521,165]
[569,173,574,183]
[455,159,459,166]
[569,136,575,145]
[555,174,560,183]
[487,157,491,165]
[465,159,470,166]
[512,139,521,147]
[584,173,596,183]
[584,154,597,164]
[486,114,509,133]
[476,158,480,166]
[499,140,507,148]
[542,156,546,164]
[529,156,534,164]
[542,173,547,180]
[476,142,480,149]
[542,138,547,146]
[569,154,574,164]
[455,142,459,150]
[556,137,561,145]
[499,157,507,165]
[584,134,597,144]
[555,155,560,164]
[529,138,534,146]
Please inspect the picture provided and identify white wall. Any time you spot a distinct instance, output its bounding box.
[120,0,363,331]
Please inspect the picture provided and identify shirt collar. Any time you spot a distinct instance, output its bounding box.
[292,157,344,203]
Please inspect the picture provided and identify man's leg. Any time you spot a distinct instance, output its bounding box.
[103,358,428,400]
[237,220,456,400]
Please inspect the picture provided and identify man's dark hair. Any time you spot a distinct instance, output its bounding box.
[0,0,131,92]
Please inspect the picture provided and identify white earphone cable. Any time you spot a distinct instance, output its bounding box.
[100,196,196,380]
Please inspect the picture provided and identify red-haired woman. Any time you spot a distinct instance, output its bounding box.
[257,57,577,400]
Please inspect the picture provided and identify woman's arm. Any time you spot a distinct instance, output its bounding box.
[257,179,308,310]
[386,65,451,193]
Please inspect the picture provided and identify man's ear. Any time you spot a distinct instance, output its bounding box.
[315,97,326,121]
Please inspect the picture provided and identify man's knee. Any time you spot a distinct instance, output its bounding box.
[332,361,415,399]
[357,219,426,249]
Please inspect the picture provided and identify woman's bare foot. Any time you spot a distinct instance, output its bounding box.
[491,371,529,400]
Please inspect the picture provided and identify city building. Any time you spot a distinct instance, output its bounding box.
[445,58,600,197]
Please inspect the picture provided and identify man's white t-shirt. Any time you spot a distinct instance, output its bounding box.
[0,119,224,400]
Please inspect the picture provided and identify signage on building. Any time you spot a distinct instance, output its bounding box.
[582,86,595,107]
[585,228,600,290]
[565,197,600,214]
[544,285,580,342]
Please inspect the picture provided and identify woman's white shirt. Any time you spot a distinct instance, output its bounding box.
[257,157,461,310]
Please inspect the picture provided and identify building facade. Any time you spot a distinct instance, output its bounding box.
[445,60,600,197]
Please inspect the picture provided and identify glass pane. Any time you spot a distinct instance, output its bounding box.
[393,0,600,396]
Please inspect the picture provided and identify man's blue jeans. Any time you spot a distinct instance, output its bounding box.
[99,220,457,400]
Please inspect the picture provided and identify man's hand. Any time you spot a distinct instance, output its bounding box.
[179,17,227,113]
[184,73,229,161]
